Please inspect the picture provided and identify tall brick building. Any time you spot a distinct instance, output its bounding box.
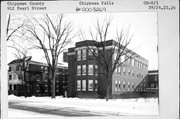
[8,59,68,97]
[67,40,148,98]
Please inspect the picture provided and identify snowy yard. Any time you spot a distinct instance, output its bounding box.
[8,95,159,118]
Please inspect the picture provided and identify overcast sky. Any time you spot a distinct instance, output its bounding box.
[7,12,158,70]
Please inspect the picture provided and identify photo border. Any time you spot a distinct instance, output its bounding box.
[1,0,179,119]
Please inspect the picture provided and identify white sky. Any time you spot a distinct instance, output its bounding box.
[7,12,158,70]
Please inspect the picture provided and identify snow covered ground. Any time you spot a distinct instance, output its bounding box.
[8,95,159,118]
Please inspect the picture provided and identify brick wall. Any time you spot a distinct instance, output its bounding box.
[67,54,76,97]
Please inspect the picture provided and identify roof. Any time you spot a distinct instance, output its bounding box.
[148,70,158,75]
[68,39,148,63]
[148,70,158,73]
[8,59,68,68]
[8,59,24,65]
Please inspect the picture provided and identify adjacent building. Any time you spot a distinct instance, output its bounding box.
[142,70,158,96]
[66,40,149,98]
[8,59,68,97]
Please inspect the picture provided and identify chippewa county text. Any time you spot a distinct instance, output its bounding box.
[7,2,47,10]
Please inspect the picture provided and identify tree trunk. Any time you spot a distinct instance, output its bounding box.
[48,68,51,96]
[106,85,110,101]
[23,62,27,98]
[52,70,56,98]
[106,71,112,101]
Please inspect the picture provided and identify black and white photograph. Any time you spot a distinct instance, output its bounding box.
[1,1,179,119]
[6,12,159,118]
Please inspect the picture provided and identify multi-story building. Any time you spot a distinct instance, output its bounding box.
[67,40,148,98]
[8,59,68,97]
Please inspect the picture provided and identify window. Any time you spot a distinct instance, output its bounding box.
[95,65,98,76]
[9,75,12,80]
[128,82,130,91]
[151,84,155,88]
[16,66,18,71]
[156,84,158,88]
[16,65,21,71]
[118,81,121,91]
[134,60,136,67]
[118,66,121,74]
[77,80,81,91]
[13,74,18,80]
[88,48,93,55]
[9,67,12,71]
[113,53,117,61]
[18,74,22,80]
[132,83,134,91]
[77,50,81,61]
[116,67,119,74]
[77,65,81,76]
[137,61,140,68]
[88,80,93,91]
[123,82,126,91]
[82,49,86,60]
[94,80,98,91]
[82,80,86,91]
[123,67,126,76]
[131,58,135,67]
[9,85,12,90]
[128,58,131,64]
[14,85,17,90]
[154,76,158,81]
[45,70,48,74]
[82,65,86,75]
[115,80,118,91]
[128,70,130,76]
[88,65,93,75]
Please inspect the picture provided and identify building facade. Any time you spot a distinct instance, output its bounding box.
[137,70,158,97]
[8,59,68,97]
[67,40,148,98]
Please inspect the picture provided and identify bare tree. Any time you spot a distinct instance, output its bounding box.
[7,14,32,97]
[80,17,136,101]
[26,14,74,98]
[9,45,31,98]
[9,44,28,59]
[6,14,26,41]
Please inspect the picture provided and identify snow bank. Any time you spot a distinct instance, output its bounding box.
[8,95,159,116]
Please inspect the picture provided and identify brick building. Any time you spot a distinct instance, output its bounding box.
[66,40,148,98]
[137,70,158,97]
[8,59,68,97]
